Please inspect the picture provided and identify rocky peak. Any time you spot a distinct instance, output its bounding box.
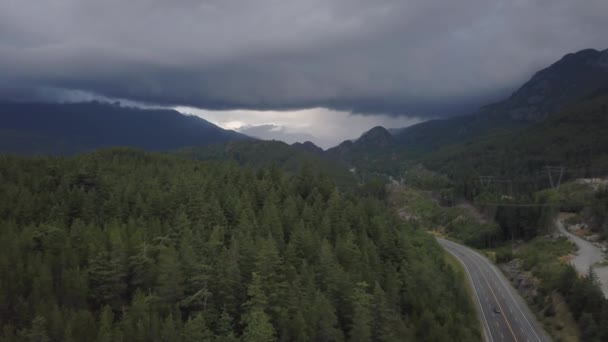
[356,126,395,148]
[483,48,608,122]
[291,141,324,154]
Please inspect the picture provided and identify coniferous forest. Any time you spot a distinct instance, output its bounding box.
[0,149,479,341]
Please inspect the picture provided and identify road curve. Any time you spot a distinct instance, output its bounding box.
[555,218,608,297]
[437,238,551,342]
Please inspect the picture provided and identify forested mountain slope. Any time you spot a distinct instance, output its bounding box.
[325,126,405,176]
[326,126,396,159]
[323,49,608,178]
[0,149,479,341]
[423,87,608,189]
[177,140,357,188]
[393,48,608,153]
[0,102,248,155]
[291,141,324,155]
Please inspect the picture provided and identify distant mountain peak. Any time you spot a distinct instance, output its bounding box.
[386,47,608,155]
[482,47,608,122]
[325,126,395,158]
[356,126,395,148]
[291,141,324,154]
[545,48,608,73]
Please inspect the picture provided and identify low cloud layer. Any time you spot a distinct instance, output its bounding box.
[1,0,608,117]
[176,107,420,148]
[237,124,318,145]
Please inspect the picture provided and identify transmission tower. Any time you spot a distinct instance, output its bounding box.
[546,166,565,191]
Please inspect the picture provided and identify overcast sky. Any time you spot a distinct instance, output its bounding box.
[1,0,608,147]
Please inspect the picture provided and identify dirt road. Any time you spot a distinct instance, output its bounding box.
[556,217,608,297]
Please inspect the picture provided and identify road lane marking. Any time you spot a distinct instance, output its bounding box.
[470,251,544,342]
[441,243,494,342]
[442,238,545,342]
[440,240,518,342]
[475,257,519,342]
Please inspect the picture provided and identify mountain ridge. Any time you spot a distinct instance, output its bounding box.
[390,48,608,152]
[0,101,250,155]
[321,48,608,177]
[291,141,324,154]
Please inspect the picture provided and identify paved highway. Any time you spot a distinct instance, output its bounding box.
[437,238,551,342]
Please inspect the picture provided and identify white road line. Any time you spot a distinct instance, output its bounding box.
[441,244,494,342]
[462,243,545,342]
[467,254,519,341]
[440,239,547,342]
[479,255,543,342]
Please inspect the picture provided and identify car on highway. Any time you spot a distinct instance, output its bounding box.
[493,306,501,314]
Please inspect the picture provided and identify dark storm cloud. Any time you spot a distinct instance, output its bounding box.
[1,0,608,117]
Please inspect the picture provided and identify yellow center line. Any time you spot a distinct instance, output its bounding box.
[476,259,519,342]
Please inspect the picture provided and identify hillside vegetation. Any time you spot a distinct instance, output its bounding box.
[177,140,357,188]
[425,89,608,181]
[0,149,479,341]
[394,48,608,154]
[327,49,608,179]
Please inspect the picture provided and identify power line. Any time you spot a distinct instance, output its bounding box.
[474,202,592,208]
[546,166,565,191]
[466,164,608,207]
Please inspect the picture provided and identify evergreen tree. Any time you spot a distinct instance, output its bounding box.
[25,316,50,342]
[183,313,212,342]
[215,309,238,342]
[242,309,276,342]
[156,246,184,307]
[97,305,114,342]
[88,250,127,310]
[0,149,487,342]
[349,282,372,342]
[311,292,344,342]
[580,312,599,342]
[160,313,181,342]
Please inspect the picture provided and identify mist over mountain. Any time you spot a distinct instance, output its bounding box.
[323,48,608,177]
[389,49,608,152]
[3,1,608,341]
[237,124,318,145]
[480,48,608,122]
[326,126,394,157]
[424,86,608,180]
[0,101,249,155]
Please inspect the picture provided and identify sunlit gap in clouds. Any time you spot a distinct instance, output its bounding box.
[174,106,423,149]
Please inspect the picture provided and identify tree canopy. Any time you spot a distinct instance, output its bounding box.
[0,148,479,341]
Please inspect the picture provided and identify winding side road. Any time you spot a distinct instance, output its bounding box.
[555,217,608,296]
[437,238,551,342]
